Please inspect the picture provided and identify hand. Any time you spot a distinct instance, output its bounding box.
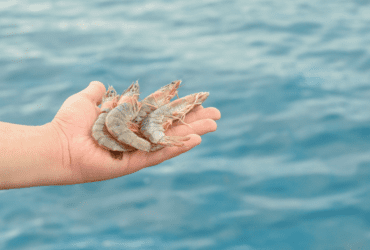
[51,81,221,185]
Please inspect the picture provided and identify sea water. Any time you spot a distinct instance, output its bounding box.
[1,0,370,249]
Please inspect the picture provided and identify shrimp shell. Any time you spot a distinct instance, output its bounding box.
[105,81,152,152]
[91,85,136,152]
[140,92,209,147]
[134,80,181,124]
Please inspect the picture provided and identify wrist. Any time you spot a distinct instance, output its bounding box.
[0,121,71,189]
[40,122,72,185]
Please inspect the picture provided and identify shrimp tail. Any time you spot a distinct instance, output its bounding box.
[158,135,191,147]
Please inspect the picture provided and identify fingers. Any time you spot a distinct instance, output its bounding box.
[122,118,217,175]
[126,134,202,174]
[79,81,106,106]
[118,106,220,174]
[178,106,221,125]
[167,119,217,137]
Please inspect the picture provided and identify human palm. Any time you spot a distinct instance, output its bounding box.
[51,81,220,184]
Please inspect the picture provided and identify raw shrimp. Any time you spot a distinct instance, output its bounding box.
[105,81,152,152]
[91,85,136,152]
[133,80,181,124]
[140,92,209,148]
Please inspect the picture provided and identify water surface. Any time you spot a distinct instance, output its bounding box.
[1,0,370,249]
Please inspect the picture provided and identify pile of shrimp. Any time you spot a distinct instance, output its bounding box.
[92,80,209,153]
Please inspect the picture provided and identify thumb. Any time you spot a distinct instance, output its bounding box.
[79,81,107,106]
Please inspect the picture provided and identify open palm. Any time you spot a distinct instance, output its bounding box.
[51,81,220,185]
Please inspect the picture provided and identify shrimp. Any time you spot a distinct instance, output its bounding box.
[133,80,181,124]
[91,85,136,152]
[105,81,152,152]
[140,92,209,148]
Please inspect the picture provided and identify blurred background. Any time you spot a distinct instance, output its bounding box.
[1,0,370,249]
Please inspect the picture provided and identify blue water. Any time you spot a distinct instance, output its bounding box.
[1,0,370,249]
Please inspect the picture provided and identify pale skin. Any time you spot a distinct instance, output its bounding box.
[0,81,221,190]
